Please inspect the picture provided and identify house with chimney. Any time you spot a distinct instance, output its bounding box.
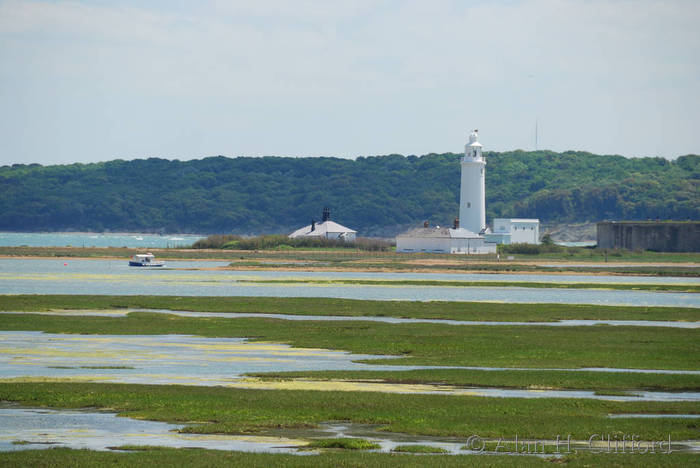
[289,207,357,242]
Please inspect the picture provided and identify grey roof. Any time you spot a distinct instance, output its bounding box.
[289,220,356,238]
[396,227,482,239]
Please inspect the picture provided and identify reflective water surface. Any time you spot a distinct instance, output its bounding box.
[3,407,698,455]
[0,406,305,453]
[1,331,699,400]
[1,259,698,307]
[0,331,402,384]
[0,232,204,248]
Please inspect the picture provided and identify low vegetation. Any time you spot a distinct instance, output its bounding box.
[0,310,698,370]
[3,447,699,467]
[233,278,700,292]
[246,368,700,392]
[2,295,698,323]
[305,438,380,450]
[0,382,698,441]
[392,445,449,454]
[499,243,570,255]
[191,234,391,251]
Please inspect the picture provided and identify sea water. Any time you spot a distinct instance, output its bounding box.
[0,232,204,248]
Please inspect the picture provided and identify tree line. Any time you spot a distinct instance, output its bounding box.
[0,151,697,236]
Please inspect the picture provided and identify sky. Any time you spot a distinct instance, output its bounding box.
[0,0,698,166]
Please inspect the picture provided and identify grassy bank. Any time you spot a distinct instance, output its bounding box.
[1,383,699,441]
[0,311,698,370]
[2,295,698,322]
[234,278,700,292]
[2,447,697,467]
[230,260,700,277]
[246,368,700,392]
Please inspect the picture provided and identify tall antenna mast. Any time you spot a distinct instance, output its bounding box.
[535,117,539,151]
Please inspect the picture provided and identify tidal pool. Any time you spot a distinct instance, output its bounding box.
[0,406,305,453]
[0,331,403,385]
[9,309,699,329]
[4,409,696,456]
[1,259,698,307]
[285,422,699,455]
[1,331,699,400]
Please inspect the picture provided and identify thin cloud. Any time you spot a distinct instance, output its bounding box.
[0,0,698,164]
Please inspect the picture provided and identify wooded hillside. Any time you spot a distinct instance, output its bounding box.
[1,151,697,236]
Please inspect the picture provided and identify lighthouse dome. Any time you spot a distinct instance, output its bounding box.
[466,129,483,147]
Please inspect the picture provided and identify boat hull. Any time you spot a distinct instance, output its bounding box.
[129,261,165,267]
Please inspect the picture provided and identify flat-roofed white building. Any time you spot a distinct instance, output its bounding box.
[289,207,356,242]
[486,218,540,245]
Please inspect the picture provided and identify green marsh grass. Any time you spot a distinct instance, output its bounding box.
[593,390,639,397]
[4,447,699,467]
[235,278,700,292]
[392,445,449,454]
[2,295,698,323]
[305,438,380,450]
[246,369,700,392]
[1,382,698,441]
[0,311,697,370]
[79,366,134,370]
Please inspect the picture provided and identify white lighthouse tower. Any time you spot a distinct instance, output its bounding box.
[459,129,486,234]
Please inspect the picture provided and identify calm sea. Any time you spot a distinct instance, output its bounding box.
[0,232,205,249]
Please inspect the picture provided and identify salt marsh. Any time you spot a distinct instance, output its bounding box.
[8,308,699,328]
[3,406,698,456]
[1,331,699,401]
[156,311,700,328]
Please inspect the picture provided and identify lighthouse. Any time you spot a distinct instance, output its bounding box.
[459,129,486,234]
[396,129,538,253]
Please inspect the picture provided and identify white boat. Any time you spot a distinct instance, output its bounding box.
[128,253,165,267]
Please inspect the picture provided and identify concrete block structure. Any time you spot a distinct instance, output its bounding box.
[596,221,700,252]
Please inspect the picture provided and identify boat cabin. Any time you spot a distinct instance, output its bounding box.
[129,253,165,267]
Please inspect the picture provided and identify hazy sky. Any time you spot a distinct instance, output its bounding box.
[1,0,698,166]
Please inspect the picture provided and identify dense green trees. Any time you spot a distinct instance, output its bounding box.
[0,151,697,235]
